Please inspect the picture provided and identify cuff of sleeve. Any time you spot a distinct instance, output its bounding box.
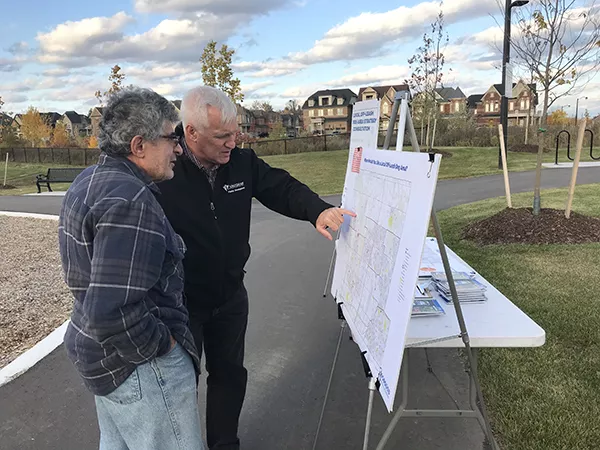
[307,198,335,227]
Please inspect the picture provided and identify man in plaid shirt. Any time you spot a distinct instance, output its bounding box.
[58,87,205,449]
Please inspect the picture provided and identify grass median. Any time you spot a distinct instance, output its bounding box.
[436,184,600,450]
[1,146,598,196]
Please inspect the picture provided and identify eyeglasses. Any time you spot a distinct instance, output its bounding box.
[159,133,181,149]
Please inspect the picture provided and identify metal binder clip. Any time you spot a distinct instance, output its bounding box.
[427,153,435,178]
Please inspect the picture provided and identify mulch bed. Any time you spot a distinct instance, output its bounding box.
[509,144,550,153]
[0,185,16,190]
[462,207,600,245]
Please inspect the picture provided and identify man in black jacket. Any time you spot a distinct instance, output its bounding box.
[157,86,354,450]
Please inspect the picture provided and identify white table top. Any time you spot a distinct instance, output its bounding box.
[406,238,546,348]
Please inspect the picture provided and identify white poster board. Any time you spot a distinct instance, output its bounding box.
[331,148,442,412]
[350,99,380,151]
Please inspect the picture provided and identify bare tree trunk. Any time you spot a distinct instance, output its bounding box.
[420,116,425,146]
[426,114,431,147]
[525,109,530,144]
[533,89,550,215]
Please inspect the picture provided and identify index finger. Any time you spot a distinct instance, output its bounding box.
[338,208,357,217]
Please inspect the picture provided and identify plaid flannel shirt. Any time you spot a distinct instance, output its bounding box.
[58,153,199,396]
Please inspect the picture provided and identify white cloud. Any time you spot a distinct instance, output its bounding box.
[35,12,244,66]
[241,80,275,96]
[289,0,500,64]
[234,60,307,77]
[135,0,292,14]
[328,65,410,87]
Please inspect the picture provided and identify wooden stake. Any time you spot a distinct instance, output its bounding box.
[3,153,8,187]
[565,118,587,219]
[498,124,512,208]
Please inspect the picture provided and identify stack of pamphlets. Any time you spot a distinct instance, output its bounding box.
[412,279,445,317]
[431,271,487,303]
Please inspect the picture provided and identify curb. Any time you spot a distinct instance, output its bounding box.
[0,211,67,388]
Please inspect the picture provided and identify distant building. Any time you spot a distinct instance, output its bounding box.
[302,89,357,135]
[358,84,410,131]
[468,80,538,126]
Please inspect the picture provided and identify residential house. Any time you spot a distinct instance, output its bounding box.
[11,114,23,135]
[357,84,410,131]
[0,112,12,130]
[469,80,538,126]
[302,89,357,135]
[280,112,302,137]
[434,87,467,115]
[236,104,254,134]
[61,111,91,138]
[90,107,104,137]
[250,110,281,137]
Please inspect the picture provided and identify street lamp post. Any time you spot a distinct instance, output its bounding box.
[499,0,529,169]
[575,96,588,126]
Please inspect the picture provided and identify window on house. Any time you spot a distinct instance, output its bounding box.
[308,100,314,107]
[337,98,344,105]
[318,109,324,116]
[525,100,530,109]
[440,104,444,112]
[383,103,389,114]
[328,109,334,116]
[365,94,374,100]
[337,108,343,115]
[494,102,499,111]
[474,109,478,115]
[485,103,490,112]
[309,110,314,117]
[455,102,460,112]
[509,102,514,111]
[321,97,330,106]
[520,100,525,109]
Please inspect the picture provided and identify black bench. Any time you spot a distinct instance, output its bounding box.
[36,168,85,193]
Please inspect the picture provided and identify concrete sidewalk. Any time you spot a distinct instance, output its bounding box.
[1,166,599,449]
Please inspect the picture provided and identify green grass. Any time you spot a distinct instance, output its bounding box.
[436,184,600,450]
[2,146,598,196]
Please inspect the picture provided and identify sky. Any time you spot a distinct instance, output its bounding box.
[0,0,599,117]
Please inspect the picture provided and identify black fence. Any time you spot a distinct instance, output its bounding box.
[2,147,101,166]
[250,133,351,156]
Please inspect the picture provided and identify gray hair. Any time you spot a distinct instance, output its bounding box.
[181,86,237,131]
[98,86,180,156]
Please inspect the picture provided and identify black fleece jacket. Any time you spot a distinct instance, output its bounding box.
[157,145,333,311]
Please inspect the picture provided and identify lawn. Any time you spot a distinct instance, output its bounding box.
[436,184,600,450]
[1,146,597,196]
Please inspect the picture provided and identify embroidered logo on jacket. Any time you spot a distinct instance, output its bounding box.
[223,182,246,194]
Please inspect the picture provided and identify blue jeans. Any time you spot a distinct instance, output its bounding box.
[94,343,204,450]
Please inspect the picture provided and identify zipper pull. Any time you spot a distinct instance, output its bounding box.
[210,202,217,219]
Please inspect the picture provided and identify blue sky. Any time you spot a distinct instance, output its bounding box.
[1,0,598,116]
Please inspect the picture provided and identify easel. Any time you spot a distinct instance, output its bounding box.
[314,91,498,450]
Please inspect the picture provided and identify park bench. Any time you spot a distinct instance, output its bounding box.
[36,167,85,193]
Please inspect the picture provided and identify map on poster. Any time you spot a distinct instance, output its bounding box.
[331,148,441,412]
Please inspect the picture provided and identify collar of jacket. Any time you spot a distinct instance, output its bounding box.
[97,152,160,195]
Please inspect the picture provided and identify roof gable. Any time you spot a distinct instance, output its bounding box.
[302,88,358,108]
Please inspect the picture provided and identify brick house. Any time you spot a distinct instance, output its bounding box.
[90,107,104,137]
[236,104,254,134]
[61,111,91,138]
[357,84,410,131]
[302,89,357,135]
[468,80,538,126]
[435,87,467,115]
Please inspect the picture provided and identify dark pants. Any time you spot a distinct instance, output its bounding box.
[188,285,249,450]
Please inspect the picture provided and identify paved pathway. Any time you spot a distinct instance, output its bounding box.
[1,167,598,450]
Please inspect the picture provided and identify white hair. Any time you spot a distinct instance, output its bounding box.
[181,86,237,130]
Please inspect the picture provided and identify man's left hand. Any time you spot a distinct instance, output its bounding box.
[316,207,357,241]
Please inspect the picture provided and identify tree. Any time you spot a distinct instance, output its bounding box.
[269,120,286,140]
[51,122,72,147]
[285,99,301,113]
[547,108,570,126]
[406,2,449,148]
[509,0,600,214]
[95,65,127,105]
[251,100,273,112]
[0,96,4,111]
[88,135,98,148]
[20,107,52,147]
[200,40,244,103]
